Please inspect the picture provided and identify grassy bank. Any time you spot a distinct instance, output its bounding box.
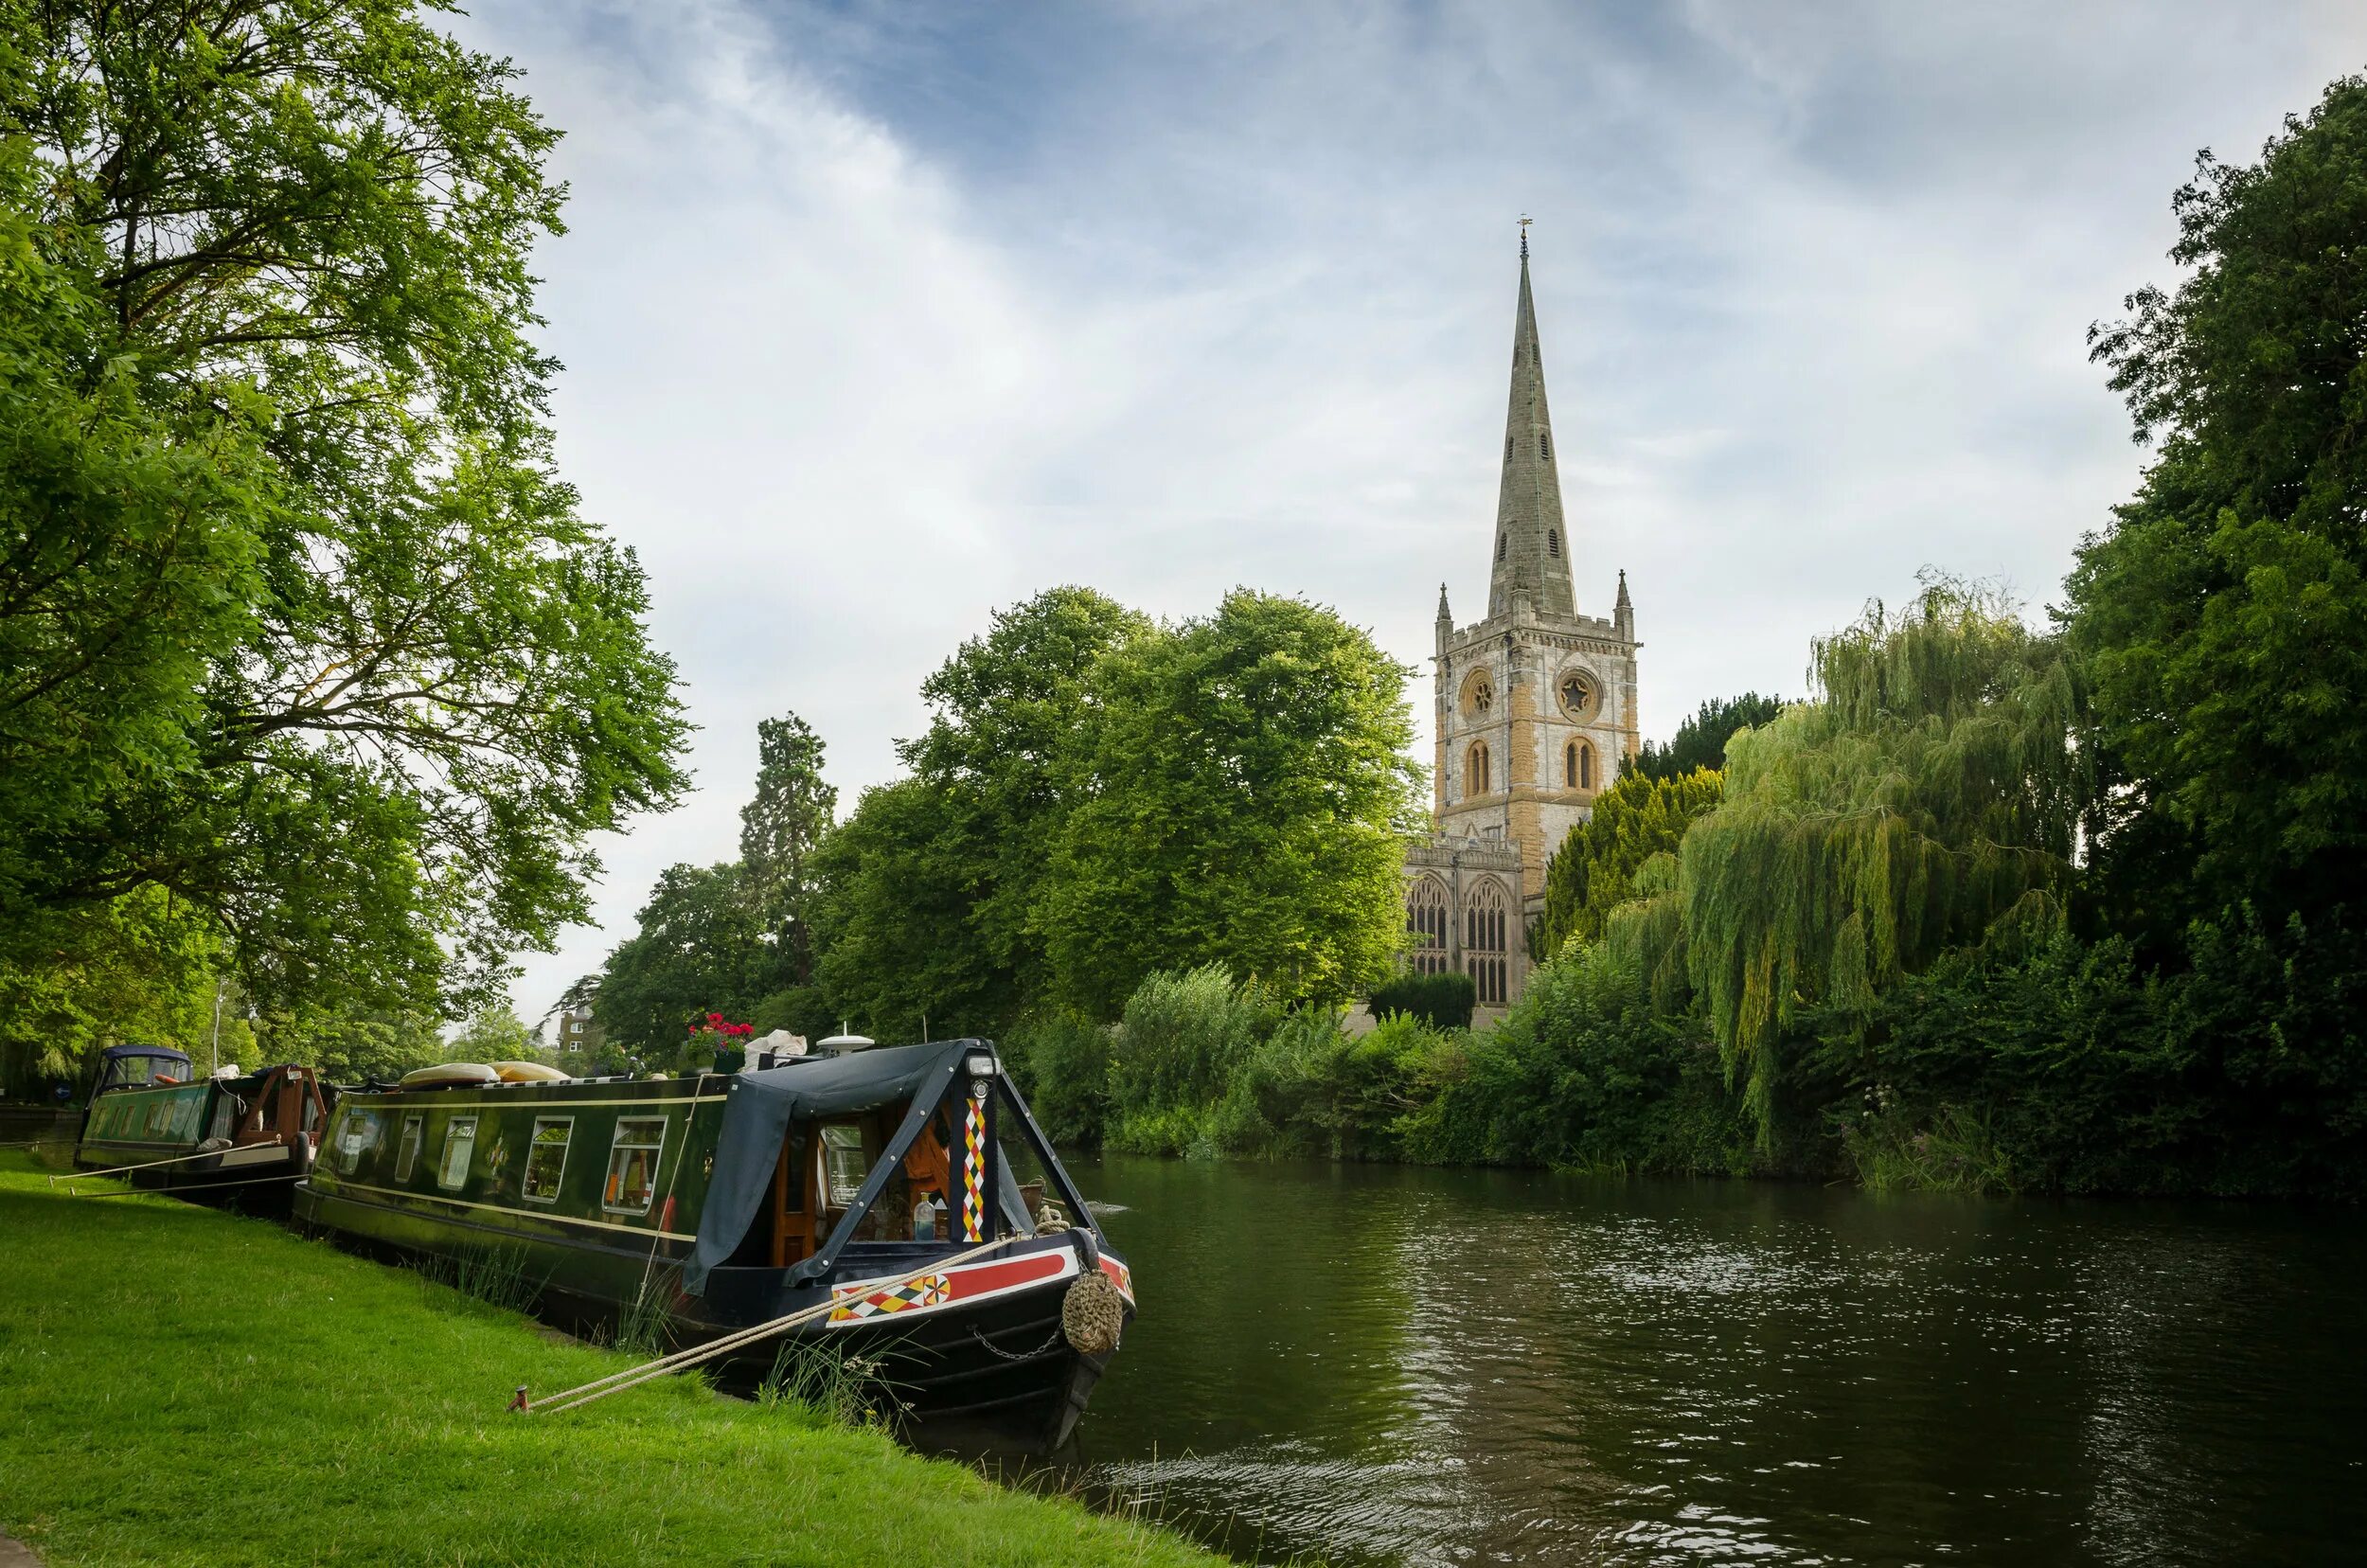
[0,1155,1216,1567]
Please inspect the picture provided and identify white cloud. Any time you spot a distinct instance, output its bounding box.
[445,0,2367,1023]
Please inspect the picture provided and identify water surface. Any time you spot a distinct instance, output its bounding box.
[1062,1153,2366,1566]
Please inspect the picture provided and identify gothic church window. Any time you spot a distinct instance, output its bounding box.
[1505,435,1514,459]
[1547,529,1559,558]
[1404,879,1450,975]
[1467,740,1490,798]
[1564,740,1577,789]
[1466,880,1509,1007]
[1496,532,1506,561]
[1580,741,1593,790]
[1539,434,1551,460]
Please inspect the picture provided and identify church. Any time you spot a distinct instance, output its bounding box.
[1402,235,1640,1015]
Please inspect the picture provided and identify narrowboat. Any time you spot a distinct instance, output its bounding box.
[294,1037,1133,1452]
[73,1044,329,1213]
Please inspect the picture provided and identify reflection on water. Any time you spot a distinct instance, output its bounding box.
[1061,1152,2367,1566]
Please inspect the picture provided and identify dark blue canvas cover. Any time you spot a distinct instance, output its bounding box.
[684,1041,973,1295]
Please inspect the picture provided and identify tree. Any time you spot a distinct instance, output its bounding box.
[1669,579,2085,1133]
[1630,694,1786,781]
[2069,73,2367,945]
[259,1008,445,1086]
[807,587,1148,1038]
[1041,590,1422,1016]
[809,780,989,1042]
[1536,767,1724,959]
[451,1006,531,1063]
[0,2,688,1020]
[596,864,790,1057]
[739,712,835,982]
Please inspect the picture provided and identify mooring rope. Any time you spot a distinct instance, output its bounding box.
[48,1145,294,1187]
[62,1172,304,1200]
[518,1237,1014,1417]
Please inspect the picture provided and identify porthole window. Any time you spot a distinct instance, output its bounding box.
[522,1116,573,1203]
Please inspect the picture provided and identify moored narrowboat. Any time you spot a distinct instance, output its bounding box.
[294,1037,1132,1451]
[73,1045,329,1213]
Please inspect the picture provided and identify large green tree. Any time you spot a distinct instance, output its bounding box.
[1041,589,1421,1016]
[1665,579,2085,1132]
[0,1,687,1024]
[810,588,1147,1037]
[2069,73,2367,945]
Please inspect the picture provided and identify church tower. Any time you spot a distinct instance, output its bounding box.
[1403,230,1642,1011]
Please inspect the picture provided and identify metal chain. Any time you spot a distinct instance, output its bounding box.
[970,1322,1064,1363]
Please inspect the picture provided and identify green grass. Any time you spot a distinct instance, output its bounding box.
[0,1154,1218,1567]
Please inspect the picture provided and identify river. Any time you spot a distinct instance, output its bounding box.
[1057,1151,2365,1566]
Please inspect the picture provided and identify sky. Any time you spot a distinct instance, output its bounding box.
[440,0,2367,1027]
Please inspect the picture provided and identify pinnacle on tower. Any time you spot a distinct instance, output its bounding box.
[1487,230,1576,619]
[1436,582,1452,622]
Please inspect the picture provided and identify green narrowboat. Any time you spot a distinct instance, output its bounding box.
[294,1037,1133,1452]
[73,1044,329,1213]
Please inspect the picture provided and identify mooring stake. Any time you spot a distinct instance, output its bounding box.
[508,1385,530,1414]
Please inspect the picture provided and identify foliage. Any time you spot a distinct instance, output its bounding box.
[1676,578,2085,1137]
[1006,1012,1114,1147]
[1364,970,1476,1032]
[1043,590,1422,1017]
[1630,693,1786,781]
[0,888,227,1093]
[1535,767,1723,960]
[0,0,688,1022]
[1402,943,1750,1174]
[809,779,992,1042]
[2070,73,2367,947]
[739,713,837,987]
[0,1155,1218,1566]
[596,863,792,1058]
[451,1007,531,1063]
[1103,966,1278,1153]
[258,1007,444,1086]
[811,586,1419,1035]
[896,587,1151,1031]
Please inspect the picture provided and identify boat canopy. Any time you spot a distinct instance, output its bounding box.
[686,1041,976,1294]
[685,1038,1095,1296]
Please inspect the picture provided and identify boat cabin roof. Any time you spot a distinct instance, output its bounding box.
[100,1044,192,1064]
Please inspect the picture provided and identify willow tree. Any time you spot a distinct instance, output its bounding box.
[1675,579,2087,1131]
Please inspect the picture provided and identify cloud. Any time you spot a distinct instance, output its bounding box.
[445,0,2367,1024]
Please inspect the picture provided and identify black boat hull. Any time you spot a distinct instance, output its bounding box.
[294,1177,1130,1452]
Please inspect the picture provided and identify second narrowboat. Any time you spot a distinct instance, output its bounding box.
[294,1037,1132,1452]
[73,1045,330,1213]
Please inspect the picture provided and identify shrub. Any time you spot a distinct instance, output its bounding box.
[1105,965,1275,1137]
[1005,1012,1112,1147]
[1365,970,1475,1032]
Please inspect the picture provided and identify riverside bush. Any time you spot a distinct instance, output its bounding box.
[1365,970,1475,1031]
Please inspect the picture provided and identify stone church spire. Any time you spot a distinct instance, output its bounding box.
[1487,233,1577,619]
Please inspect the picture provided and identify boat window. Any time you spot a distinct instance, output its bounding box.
[820,1123,866,1208]
[523,1117,572,1203]
[395,1114,424,1182]
[332,1112,378,1174]
[438,1115,478,1190]
[603,1117,667,1216]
